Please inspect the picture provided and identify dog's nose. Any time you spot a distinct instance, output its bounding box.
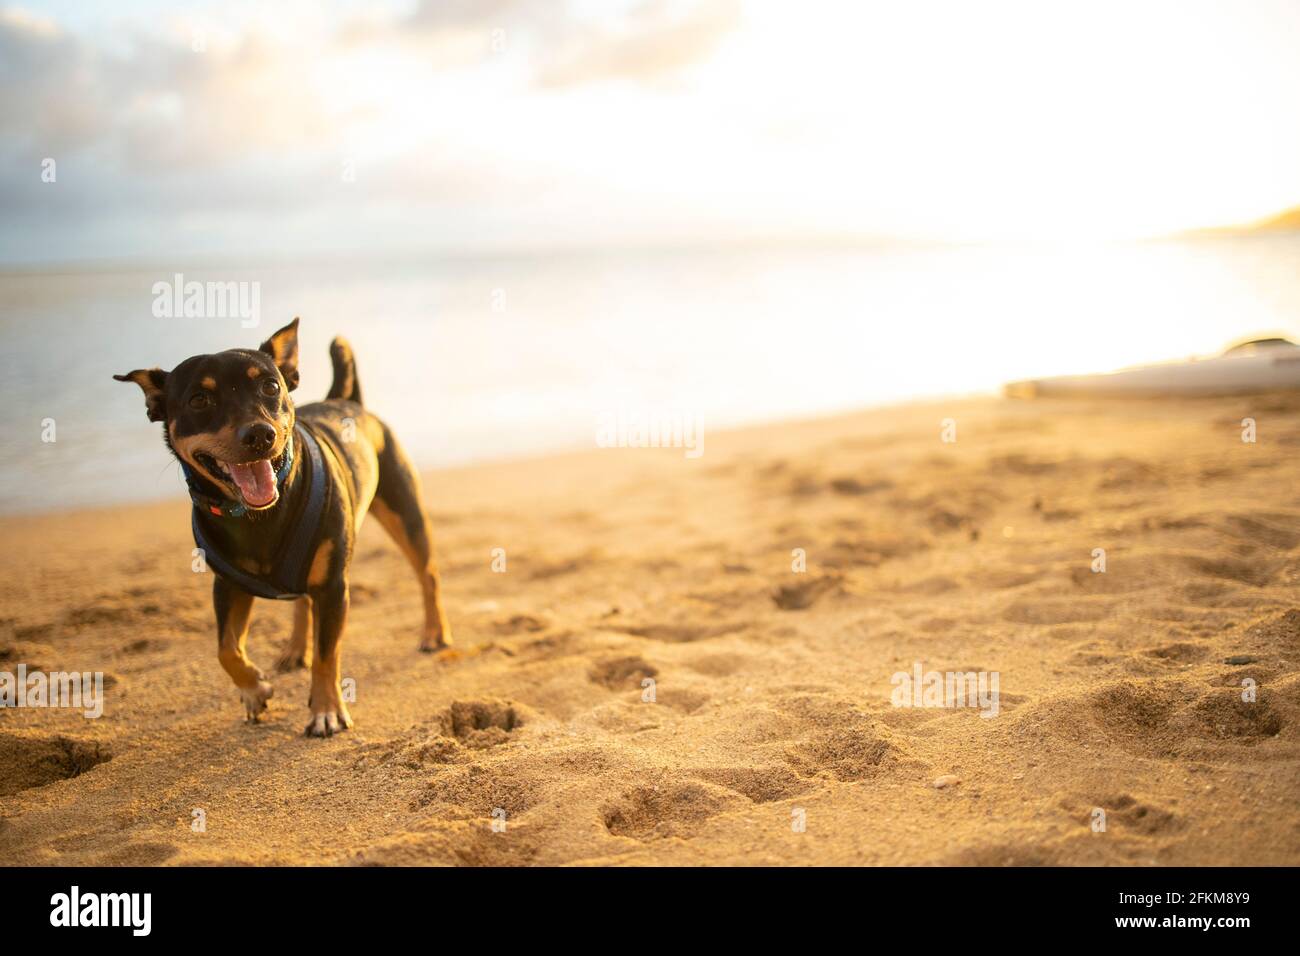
[239,422,276,456]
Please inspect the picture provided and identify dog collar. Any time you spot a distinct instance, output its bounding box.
[181,431,294,518]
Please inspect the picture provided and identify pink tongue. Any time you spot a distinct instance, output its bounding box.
[227,459,277,507]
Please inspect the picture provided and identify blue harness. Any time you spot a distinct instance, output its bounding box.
[187,425,330,600]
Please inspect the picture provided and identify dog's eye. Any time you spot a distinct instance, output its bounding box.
[259,379,281,398]
[188,393,212,410]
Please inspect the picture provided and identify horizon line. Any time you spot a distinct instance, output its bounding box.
[3,204,1298,273]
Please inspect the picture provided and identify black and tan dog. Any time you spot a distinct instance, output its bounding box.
[115,318,451,736]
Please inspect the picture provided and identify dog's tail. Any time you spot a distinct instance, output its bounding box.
[326,337,363,405]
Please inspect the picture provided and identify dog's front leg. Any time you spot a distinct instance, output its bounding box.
[305,580,352,737]
[214,575,273,722]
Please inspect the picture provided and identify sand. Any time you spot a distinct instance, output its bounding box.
[2,393,1299,866]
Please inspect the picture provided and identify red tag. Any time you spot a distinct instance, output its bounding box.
[210,506,222,515]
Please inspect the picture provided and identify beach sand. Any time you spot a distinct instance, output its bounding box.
[2,393,1299,866]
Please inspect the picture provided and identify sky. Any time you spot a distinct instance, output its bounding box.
[2,0,1299,264]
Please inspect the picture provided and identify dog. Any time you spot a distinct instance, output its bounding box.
[115,318,451,736]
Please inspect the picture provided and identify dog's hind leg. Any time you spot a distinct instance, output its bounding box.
[369,428,452,653]
[275,596,314,672]
[214,575,273,722]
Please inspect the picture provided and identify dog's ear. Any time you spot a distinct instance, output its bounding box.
[113,368,169,423]
[259,317,300,391]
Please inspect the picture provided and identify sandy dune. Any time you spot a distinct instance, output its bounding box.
[2,394,1299,865]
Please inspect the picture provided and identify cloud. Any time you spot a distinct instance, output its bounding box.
[0,0,740,167]
[0,7,342,172]
[0,8,113,153]
[0,2,552,262]
[391,0,741,88]
[403,0,532,33]
[534,0,741,89]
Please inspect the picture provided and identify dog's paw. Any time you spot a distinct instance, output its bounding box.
[274,648,310,673]
[304,708,353,738]
[418,624,453,653]
[240,681,273,722]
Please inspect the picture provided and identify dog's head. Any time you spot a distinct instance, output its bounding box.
[115,318,301,511]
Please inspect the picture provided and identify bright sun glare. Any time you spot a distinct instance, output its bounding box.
[266,0,1300,243]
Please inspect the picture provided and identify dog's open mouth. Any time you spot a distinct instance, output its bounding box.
[196,449,287,509]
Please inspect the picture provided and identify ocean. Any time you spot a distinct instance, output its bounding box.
[2,235,1298,514]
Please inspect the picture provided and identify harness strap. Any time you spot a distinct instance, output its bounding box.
[278,425,329,590]
[191,424,329,600]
